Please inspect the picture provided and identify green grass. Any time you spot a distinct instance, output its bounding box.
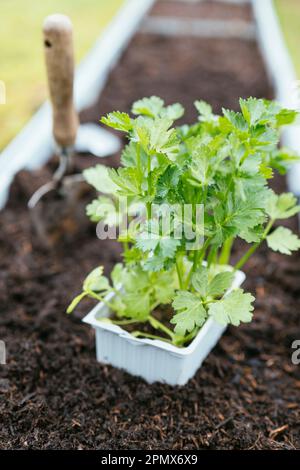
[275,0,300,77]
[0,0,124,150]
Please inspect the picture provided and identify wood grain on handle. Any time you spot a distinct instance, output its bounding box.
[43,14,78,148]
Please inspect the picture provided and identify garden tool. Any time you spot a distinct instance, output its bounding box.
[28,14,119,247]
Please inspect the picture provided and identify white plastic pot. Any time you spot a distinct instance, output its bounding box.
[83,270,245,386]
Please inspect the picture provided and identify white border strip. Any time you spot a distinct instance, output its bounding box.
[252,0,300,196]
[0,0,155,210]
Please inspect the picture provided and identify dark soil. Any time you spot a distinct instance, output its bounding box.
[83,34,272,126]
[1,4,300,450]
[151,0,253,22]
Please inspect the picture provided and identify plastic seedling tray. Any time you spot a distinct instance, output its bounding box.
[83,270,245,386]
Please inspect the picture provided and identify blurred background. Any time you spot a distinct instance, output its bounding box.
[0,0,299,151]
[275,0,300,76]
[0,0,124,150]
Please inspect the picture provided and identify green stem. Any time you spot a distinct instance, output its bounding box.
[207,245,218,267]
[185,237,212,289]
[147,154,151,191]
[202,184,208,205]
[223,174,234,200]
[146,153,152,219]
[149,315,174,340]
[219,236,234,265]
[146,202,151,220]
[176,255,184,289]
[175,328,199,347]
[239,147,250,166]
[111,319,141,326]
[86,291,115,310]
[198,240,209,264]
[234,243,259,271]
[136,143,142,179]
[185,250,199,289]
[131,331,173,344]
[192,249,201,271]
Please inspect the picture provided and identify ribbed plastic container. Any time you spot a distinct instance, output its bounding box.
[83,270,245,386]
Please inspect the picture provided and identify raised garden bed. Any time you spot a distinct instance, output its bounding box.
[1,0,300,451]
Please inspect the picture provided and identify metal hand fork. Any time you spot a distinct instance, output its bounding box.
[28,15,119,246]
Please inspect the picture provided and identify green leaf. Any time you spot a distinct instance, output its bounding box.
[83,267,110,292]
[191,267,208,297]
[159,238,181,259]
[123,291,151,320]
[240,154,262,175]
[259,163,273,179]
[230,199,266,229]
[132,96,164,118]
[86,196,116,224]
[215,196,266,244]
[121,142,137,167]
[208,271,234,297]
[136,218,181,261]
[266,192,300,220]
[136,235,159,253]
[123,247,143,265]
[266,227,300,255]
[208,289,254,326]
[195,100,214,122]
[122,267,149,292]
[269,148,300,175]
[222,108,248,131]
[190,144,213,185]
[239,225,264,243]
[155,165,181,202]
[150,118,180,159]
[133,115,181,159]
[83,164,117,194]
[108,167,141,196]
[133,117,151,152]
[276,108,298,126]
[138,235,181,265]
[161,103,184,121]
[132,96,184,121]
[111,263,124,288]
[239,99,297,128]
[239,97,265,126]
[171,291,207,335]
[153,272,176,304]
[192,268,234,298]
[143,254,165,272]
[101,111,132,132]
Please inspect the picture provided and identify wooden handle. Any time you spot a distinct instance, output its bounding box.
[43,14,78,148]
